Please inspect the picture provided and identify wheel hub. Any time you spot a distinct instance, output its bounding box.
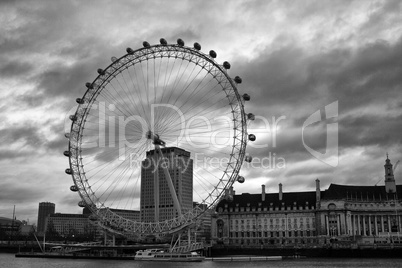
[146,130,165,146]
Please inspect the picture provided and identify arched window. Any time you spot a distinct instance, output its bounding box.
[217,219,224,238]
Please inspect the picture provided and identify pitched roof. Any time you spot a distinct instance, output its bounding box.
[0,217,22,225]
[322,184,402,201]
[216,191,317,211]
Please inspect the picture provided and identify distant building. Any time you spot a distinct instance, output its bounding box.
[193,203,213,243]
[46,213,96,238]
[20,224,36,236]
[140,147,193,222]
[37,202,55,233]
[83,207,140,222]
[109,208,140,222]
[0,217,35,236]
[212,156,402,247]
[0,217,22,237]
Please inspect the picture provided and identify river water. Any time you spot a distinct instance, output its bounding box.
[1,253,402,268]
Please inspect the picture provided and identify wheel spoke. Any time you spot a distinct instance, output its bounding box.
[66,41,248,236]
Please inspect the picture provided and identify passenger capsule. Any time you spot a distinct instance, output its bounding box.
[65,168,72,175]
[126,47,134,54]
[234,76,242,84]
[177,38,185,46]
[223,61,231,70]
[247,113,255,120]
[209,50,217,58]
[70,185,78,192]
[76,98,84,104]
[111,56,118,62]
[193,42,201,50]
[245,155,253,163]
[237,176,245,183]
[78,201,86,207]
[143,41,150,48]
[243,93,250,101]
[69,115,77,121]
[63,151,71,157]
[160,38,167,45]
[97,68,105,75]
[248,134,256,141]
[85,82,93,89]
[65,133,70,139]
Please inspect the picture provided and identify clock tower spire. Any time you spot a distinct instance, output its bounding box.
[384,153,396,193]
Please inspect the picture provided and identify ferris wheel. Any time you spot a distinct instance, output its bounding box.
[64,38,255,235]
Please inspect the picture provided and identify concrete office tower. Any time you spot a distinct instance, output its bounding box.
[140,147,193,223]
[37,202,55,233]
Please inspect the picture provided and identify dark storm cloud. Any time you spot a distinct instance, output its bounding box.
[0,60,34,78]
[15,92,45,107]
[0,124,42,147]
[0,117,70,158]
[0,1,121,103]
[238,46,309,110]
[46,134,68,152]
[0,179,44,203]
[37,63,91,99]
[240,35,402,115]
[0,173,82,221]
[0,2,73,53]
[1,0,402,222]
[58,193,83,209]
[0,150,22,161]
[340,114,402,148]
[166,29,200,45]
[235,33,402,165]
[330,41,402,109]
[233,28,402,194]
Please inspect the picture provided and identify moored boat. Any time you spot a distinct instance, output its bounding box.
[134,248,205,262]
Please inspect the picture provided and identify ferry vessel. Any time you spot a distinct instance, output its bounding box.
[134,249,205,262]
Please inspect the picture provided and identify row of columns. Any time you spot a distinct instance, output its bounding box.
[324,213,401,237]
[350,214,401,236]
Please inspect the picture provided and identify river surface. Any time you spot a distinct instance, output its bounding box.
[1,253,402,268]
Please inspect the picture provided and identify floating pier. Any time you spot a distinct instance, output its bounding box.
[205,256,282,261]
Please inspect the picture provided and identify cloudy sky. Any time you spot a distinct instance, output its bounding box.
[1,0,401,225]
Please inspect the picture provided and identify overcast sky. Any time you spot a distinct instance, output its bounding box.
[1,0,401,225]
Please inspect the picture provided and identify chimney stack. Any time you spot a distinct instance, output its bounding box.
[279,183,283,201]
[230,186,235,196]
[262,185,266,201]
[316,179,321,208]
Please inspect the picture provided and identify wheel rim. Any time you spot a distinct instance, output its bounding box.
[66,41,248,235]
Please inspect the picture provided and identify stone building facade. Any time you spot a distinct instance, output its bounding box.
[211,157,402,247]
[212,184,319,246]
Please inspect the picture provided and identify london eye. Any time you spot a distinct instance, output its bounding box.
[64,38,255,236]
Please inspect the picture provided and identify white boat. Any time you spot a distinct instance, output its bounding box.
[134,249,205,262]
